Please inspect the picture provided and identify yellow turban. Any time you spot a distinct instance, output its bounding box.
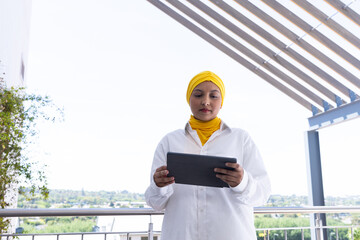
[186,71,225,106]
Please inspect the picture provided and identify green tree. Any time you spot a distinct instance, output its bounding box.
[255,216,312,240]
[0,86,62,232]
[353,228,360,240]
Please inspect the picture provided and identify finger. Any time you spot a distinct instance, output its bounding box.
[155,177,175,187]
[225,162,241,170]
[214,168,240,176]
[216,174,240,187]
[155,165,167,172]
[156,176,174,183]
[216,173,238,182]
[156,169,169,178]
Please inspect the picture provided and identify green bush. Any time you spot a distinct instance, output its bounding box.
[21,217,95,233]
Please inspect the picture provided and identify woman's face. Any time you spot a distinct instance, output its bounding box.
[189,81,222,121]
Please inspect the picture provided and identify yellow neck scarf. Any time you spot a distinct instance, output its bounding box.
[189,115,221,146]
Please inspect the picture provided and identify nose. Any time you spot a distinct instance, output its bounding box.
[202,96,210,106]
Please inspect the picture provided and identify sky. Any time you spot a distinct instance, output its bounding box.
[25,0,360,197]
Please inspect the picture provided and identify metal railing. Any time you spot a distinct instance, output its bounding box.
[0,206,359,240]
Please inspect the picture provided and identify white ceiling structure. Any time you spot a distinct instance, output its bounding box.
[147,0,360,130]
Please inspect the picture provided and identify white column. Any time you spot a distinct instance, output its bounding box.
[0,0,32,234]
[0,0,32,87]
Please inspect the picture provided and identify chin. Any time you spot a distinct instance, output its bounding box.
[199,116,215,121]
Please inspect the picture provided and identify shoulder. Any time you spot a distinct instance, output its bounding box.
[221,121,248,135]
[158,129,186,144]
[224,127,254,145]
[229,127,248,135]
[163,128,185,138]
[224,125,250,138]
[154,128,187,154]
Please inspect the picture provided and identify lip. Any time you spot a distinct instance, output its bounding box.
[200,109,211,113]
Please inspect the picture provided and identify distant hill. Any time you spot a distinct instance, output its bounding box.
[17,189,360,209]
[18,189,145,208]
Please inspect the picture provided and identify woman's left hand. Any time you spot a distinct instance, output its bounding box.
[214,162,244,188]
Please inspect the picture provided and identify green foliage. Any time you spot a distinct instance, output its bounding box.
[0,86,63,232]
[352,214,360,225]
[21,217,95,233]
[255,216,353,240]
[255,215,311,240]
[18,189,145,209]
[354,228,360,240]
[266,194,308,207]
[265,195,360,207]
[255,215,310,228]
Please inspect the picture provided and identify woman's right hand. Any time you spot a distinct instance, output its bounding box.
[153,166,175,187]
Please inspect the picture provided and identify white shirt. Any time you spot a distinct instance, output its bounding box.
[145,121,271,240]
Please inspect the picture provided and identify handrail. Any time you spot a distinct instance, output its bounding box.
[255,206,360,214]
[0,208,163,217]
[0,206,360,217]
[0,231,163,239]
[1,207,359,240]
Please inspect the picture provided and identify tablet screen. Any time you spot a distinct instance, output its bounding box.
[167,152,237,188]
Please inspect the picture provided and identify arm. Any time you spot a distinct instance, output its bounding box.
[215,133,271,207]
[145,140,174,211]
[233,133,271,206]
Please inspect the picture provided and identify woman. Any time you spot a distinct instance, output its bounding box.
[145,71,271,240]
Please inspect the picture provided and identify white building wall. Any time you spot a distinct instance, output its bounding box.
[0,0,32,233]
[0,0,32,87]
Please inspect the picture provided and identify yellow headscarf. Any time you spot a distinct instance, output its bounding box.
[187,71,225,145]
[186,71,225,106]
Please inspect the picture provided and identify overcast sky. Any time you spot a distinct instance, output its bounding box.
[26,0,360,197]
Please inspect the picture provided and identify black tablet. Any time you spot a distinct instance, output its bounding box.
[166,152,237,188]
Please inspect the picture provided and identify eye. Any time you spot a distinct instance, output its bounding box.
[194,94,202,98]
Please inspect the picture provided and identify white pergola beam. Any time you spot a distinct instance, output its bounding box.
[233,0,360,93]
[147,0,316,112]
[262,0,360,70]
[325,0,360,26]
[292,0,360,49]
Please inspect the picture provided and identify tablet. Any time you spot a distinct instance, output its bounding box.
[166,152,237,188]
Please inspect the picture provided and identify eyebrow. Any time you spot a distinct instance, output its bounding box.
[193,89,220,93]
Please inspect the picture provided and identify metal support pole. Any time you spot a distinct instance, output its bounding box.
[305,131,327,240]
[148,215,154,240]
[302,229,304,240]
[315,213,324,240]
